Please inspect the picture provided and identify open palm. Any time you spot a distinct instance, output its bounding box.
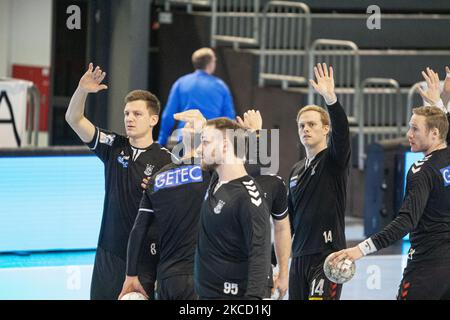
[309,63,336,102]
[79,63,108,93]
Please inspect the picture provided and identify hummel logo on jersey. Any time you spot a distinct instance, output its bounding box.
[411,155,431,174]
[99,132,115,146]
[144,164,155,176]
[440,166,450,187]
[214,200,226,214]
[242,180,262,207]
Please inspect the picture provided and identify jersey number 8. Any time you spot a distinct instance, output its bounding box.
[150,243,157,255]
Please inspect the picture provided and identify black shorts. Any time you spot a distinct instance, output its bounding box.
[289,252,342,300]
[397,258,450,300]
[90,246,157,300]
[156,275,197,300]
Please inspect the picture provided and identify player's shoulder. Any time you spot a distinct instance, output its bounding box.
[407,153,435,180]
[210,75,229,90]
[254,174,286,187]
[237,176,265,208]
[289,159,306,176]
[88,127,126,152]
[152,143,178,160]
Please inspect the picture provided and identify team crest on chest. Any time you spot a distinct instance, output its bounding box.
[144,164,155,176]
[117,150,130,168]
[214,200,226,214]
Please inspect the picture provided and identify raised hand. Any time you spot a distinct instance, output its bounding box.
[417,67,441,105]
[443,66,450,96]
[78,63,108,93]
[309,63,337,104]
[236,109,262,132]
[174,109,206,132]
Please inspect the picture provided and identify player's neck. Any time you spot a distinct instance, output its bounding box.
[216,162,247,182]
[425,140,447,155]
[305,142,327,160]
[129,131,154,149]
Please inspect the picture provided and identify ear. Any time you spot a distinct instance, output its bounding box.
[149,115,159,127]
[431,127,440,139]
[323,124,330,136]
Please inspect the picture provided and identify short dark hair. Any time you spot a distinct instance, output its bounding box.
[124,90,161,115]
[192,48,215,70]
[206,117,247,159]
[412,106,449,141]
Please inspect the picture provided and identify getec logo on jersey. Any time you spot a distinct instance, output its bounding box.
[440,166,450,187]
[154,165,203,191]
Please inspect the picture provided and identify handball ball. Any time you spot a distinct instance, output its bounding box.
[120,292,148,300]
[323,253,356,284]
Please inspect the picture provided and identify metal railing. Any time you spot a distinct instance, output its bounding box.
[27,85,41,146]
[165,0,211,13]
[357,78,403,170]
[210,0,260,49]
[308,39,360,120]
[258,1,311,89]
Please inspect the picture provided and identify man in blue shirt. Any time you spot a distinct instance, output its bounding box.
[158,47,236,147]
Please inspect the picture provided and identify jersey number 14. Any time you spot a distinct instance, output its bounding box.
[323,230,333,243]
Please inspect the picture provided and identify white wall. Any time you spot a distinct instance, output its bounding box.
[0,0,52,77]
[0,0,12,77]
[10,0,52,67]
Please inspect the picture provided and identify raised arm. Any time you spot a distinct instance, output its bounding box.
[65,63,107,143]
[310,63,350,168]
[441,66,450,107]
[417,67,445,111]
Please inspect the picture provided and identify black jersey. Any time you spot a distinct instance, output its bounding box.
[195,174,272,299]
[254,175,288,221]
[370,146,450,262]
[126,158,211,279]
[87,127,173,262]
[288,100,351,258]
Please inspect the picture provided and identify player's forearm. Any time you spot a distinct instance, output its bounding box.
[126,211,152,276]
[327,100,351,166]
[274,219,291,277]
[359,212,414,255]
[246,247,270,299]
[65,86,89,125]
[245,219,271,299]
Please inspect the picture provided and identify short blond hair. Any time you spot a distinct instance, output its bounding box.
[192,48,215,70]
[297,105,330,127]
[412,106,449,141]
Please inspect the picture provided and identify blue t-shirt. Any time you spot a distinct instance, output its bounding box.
[158,70,236,146]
